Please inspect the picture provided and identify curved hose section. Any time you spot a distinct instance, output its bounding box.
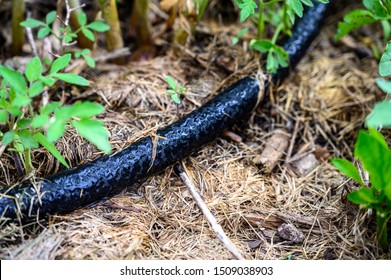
[0,2,331,221]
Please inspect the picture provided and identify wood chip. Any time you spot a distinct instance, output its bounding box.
[253,129,290,173]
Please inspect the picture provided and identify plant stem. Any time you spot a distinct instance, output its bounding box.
[69,0,93,49]
[99,0,124,63]
[130,0,153,48]
[376,211,389,252]
[264,0,284,6]
[11,0,25,56]
[257,0,265,40]
[271,23,283,44]
[23,148,33,174]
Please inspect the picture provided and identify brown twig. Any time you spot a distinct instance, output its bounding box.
[175,162,245,260]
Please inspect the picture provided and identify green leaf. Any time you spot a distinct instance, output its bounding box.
[50,54,71,74]
[38,26,51,39]
[0,66,27,94]
[2,131,15,146]
[18,130,39,149]
[366,100,391,128]
[28,81,45,97]
[287,0,304,18]
[20,18,45,28]
[376,79,391,94]
[266,51,277,73]
[232,37,239,45]
[235,0,257,22]
[51,73,90,86]
[165,75,178,90]
[171,94,181,105]
[32,114,50,128]
[331,158,365,187]
[46,11,57,25]
[83,54,96,68]
[77,11,87,26]
[166,89,176,95]
[81,28,95,42]
[178,86,186,94]
[40,76,56,87]
[348,188,378,205]
[355,129,391,191]
[16,119,32,129]
[0,109,7,123]
[34,132,69,168]
[25,57,42,83]
[250,39,274,53]
[11,95,31,107]
[334,9,376,41]
[381,20,391,40]
[7,106,22,117]
[363,0,389,19]
[195,0,209,22]
[41,102,62,115]
[87,21,110,32]
[274,45,289,68]
[379,42,391,76]
[70,101,105,118]
[72,119,111,154]
[47,119,66,142]
[232,27,248,45]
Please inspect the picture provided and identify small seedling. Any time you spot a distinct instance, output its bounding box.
[232,27,248,45]
[331,129,391,252]
[165,75,186,105]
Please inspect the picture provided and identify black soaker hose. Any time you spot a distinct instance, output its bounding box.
[0,2,331,221]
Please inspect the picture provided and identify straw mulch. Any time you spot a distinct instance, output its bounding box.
[0,2,390,260]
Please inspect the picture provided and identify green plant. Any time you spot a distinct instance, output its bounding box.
[366,41,391,128]
[334,0,391,42]
[331,129,391,251]
[334,1,391,128]
[0,55,111,174]
[0,5,111,174]
[20,7,109,65]
[165,75,186,105]
[233,0,328,73]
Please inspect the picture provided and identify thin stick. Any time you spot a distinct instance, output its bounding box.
[175,163,245,260]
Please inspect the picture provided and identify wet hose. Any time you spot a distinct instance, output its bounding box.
[0,2,331,221]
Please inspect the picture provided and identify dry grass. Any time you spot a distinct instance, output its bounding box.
[1,5,390,260]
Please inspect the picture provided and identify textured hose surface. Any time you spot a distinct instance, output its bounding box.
[274,1,330,83]
[0,1,331,221]
[0,78,260,220]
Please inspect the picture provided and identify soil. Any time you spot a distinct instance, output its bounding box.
[0,0,390,259]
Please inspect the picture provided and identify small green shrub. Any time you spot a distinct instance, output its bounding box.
[331,129,391,251]
[0,7,111,174]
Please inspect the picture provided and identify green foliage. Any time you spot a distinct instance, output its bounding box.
[234,0,258,22]
[0,7,112,174]
[233,0,328,73]
[366,40,391,128]
[194,0,209,22]
[232,28,248,45]
[0,56,111,172]
[331,129,391,251]
[165,75,186,105]
[20,10,109,68]
[335,0,391,41]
